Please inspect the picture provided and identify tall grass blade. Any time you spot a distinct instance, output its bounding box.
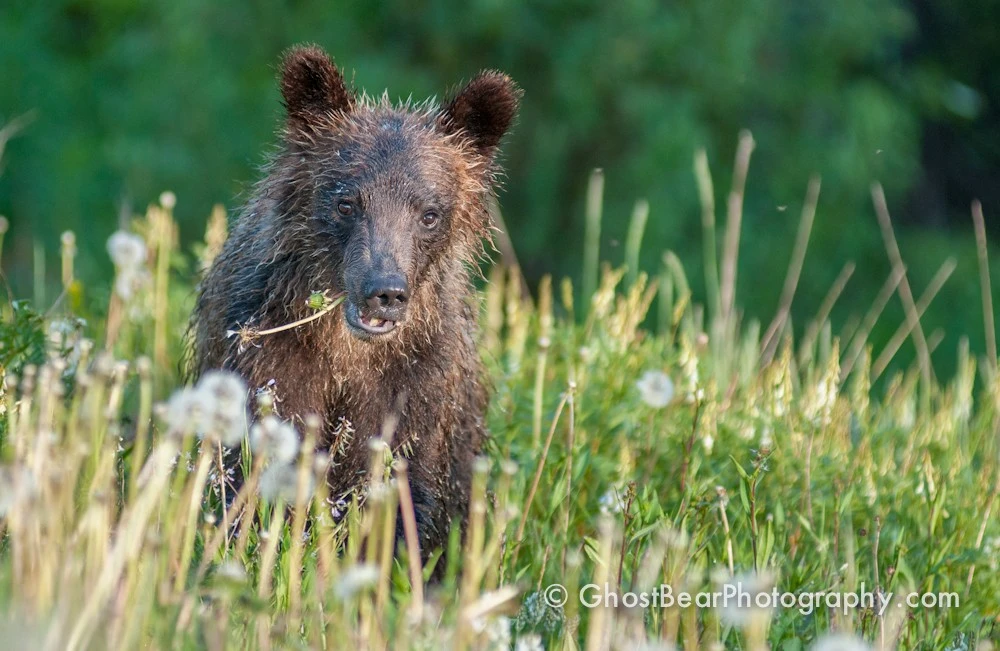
[719,130,755,329]
[971,200,997,379]
[625,199,649,289]
[582,168,605,309]
[694,148,721,320]
[760,175,820,364]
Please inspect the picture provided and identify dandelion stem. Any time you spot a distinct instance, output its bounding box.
[229,294,345,347]
[173,444,214,595]
[256,499,286,650]
[394,460,424,622]
[129,358,153,502]
[289,425,317,627]
[531,276,552,448]
[513,388,570,568]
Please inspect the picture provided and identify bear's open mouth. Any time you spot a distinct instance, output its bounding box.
[358,313,396,334]
[344,302,399,337]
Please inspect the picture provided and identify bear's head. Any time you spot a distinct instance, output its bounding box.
[276,45,519,341]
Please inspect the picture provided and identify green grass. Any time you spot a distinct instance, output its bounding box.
[0,179,998,651]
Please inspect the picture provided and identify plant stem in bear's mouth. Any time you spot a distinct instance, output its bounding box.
[226,292,346,349]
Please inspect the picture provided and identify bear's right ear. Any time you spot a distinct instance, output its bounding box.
[280,45,353,130]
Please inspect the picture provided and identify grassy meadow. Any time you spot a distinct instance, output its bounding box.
[0,151,998,650]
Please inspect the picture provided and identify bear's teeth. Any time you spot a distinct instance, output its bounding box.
[369,318,383,327]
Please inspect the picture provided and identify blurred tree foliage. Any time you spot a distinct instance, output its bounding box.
[0,0,996,374]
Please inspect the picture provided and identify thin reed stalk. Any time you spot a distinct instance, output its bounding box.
[971,200,997,378]
[625,199,649,289]
[531,275,553,448]
[760,176,820,364]
[800,262,855,363]
[694,148,721,319]
[582,168,605,307]
[871,183,934,401]
[719,130,755,328]
[840,268,905,381]
[512,389,570,568]
[872,258,956,381]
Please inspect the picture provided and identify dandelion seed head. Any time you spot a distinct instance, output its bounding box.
[159,191,177,210]
[92,353,115,377]
[259,462,310,503]
[106,230,147,270]
[514,633,544,651]
[631,643,677,651]
[312,454,329,476]
[367,482,392,503]
[334,564,379,601]
[811,633,871,651]
[51,357,69,377]
[984,536,1000,572]
[303,413,322,432]
[163,387,213,438]
[484,616,511,649]
[598,484,626,515]
[196,371,248,447]
[718,570,775,629]
[250,415,299,464]
[214,561,247,584]
[637,370,674,409]
[113,266,151,301]
[198,371,245,408]
[61,230,76,248]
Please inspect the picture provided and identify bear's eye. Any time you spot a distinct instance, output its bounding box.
[336,200,355,217]
[420,210,440,229]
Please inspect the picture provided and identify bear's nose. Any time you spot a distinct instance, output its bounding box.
[364,274,409,310]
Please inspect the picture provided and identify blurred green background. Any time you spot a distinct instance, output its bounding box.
[1,0,998,376]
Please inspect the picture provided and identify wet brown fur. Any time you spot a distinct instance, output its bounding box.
[191,45,519,555]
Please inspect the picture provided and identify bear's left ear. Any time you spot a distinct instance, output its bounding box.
[280,45,354,131]
[440,71,521,158]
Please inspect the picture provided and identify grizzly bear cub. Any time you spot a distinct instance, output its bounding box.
[191,45,519,558]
